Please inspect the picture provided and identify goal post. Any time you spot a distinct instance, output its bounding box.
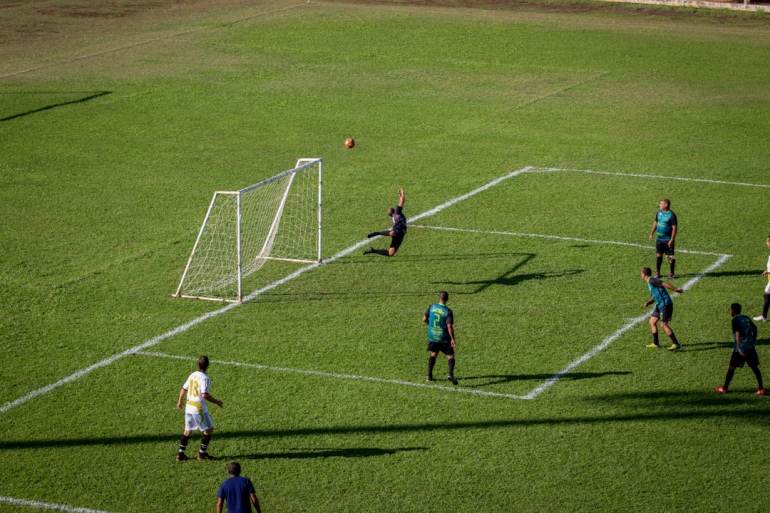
[174,158,322,303]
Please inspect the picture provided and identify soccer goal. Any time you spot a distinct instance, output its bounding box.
[174,158,322,303]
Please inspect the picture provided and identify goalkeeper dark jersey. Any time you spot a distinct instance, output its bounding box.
[732,314,758,353]
[392,206,407,235]
[425,303,453,343]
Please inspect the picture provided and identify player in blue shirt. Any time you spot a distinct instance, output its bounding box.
[422,291,458,385]
[642,267,684,350]
[216,462,262,513]
[364,188,407,257]
[716,303,764,395]
[648,198,678,279]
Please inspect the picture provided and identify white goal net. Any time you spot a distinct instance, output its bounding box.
[174,158,322,303]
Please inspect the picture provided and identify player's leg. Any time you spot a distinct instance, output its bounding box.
[446,354,458,385]
[655,240,667,278]
[177,417,196,461]
[197,416,216,460]
[756,291,770,322]
[660,306,680,350]
[667,245,676,278]
[368,230,393,238]
[647,314,660,348]
[427,348,438,381]
[718,353,744,393]
[747,352,764,393]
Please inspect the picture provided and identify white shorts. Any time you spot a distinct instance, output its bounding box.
[184,412,213,432]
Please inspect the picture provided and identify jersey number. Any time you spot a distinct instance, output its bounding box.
[189,380,200,398]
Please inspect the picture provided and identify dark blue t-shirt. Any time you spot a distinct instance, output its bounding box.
[217,476,256,513]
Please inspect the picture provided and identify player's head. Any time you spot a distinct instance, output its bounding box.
[766,236,770,248]
[659,199,670,210]
[438,291,449,303]
[197,355,209,371]
[731,303,742,316]
[641,267,652,279]
[227,462,241,476]
[387,207,395,217]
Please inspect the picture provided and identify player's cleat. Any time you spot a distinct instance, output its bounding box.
[715,386,728,394]
[646,343,660,348]
[176,453,189,461]
[367,232,378,238]
[447,375,458,385]
[667,343,681,351]
[196,452,216,461]
[654,272,660,279]
[757,389,766,396]
[753,316,768,322]
[426,376,435,382]
[363,247,374,255]
[668,273,676,279]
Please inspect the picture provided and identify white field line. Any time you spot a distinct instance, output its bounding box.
[531,167,770,189]
[136,351,529,400]
[524,253,732,400]
[411,225,730,257]
[0,496,114,513]
[0,166,533,415]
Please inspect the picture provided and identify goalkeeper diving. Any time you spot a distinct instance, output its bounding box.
[364,188,407,257]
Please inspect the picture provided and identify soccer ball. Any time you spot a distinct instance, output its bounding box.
[345,138,355,148]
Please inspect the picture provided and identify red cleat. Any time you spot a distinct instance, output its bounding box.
[757,389,766,396]
[715,386,728,394]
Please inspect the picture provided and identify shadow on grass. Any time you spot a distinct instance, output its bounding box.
[4,391,769,452]
[461,371,631,387]
[672,270,762,279]
[682,338,770,352]
[0,91,111,121]
[335,252,537,264]
[221,447,426,460]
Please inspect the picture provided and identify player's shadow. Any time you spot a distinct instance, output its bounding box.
[341,252,530,264]
[682,338,770,352]
[221,446,426,461]
[461,371,631,387]
[674,270,762,279]
[1,91,112,121]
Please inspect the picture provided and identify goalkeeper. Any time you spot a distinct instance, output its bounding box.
[364,188,407,257]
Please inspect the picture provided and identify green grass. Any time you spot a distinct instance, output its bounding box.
[1,1,770,511]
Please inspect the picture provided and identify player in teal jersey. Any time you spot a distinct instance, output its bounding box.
[422,291,458,385]
[642,267,684,350]
[648,199,678,278]
[716,303,764,395]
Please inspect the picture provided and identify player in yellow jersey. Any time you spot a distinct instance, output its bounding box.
[176,356,223,461]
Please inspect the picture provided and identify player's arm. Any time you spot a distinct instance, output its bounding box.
[250,492,262,513]
[176,387,187,409]
[669,224,677,245]
[643,297,654,308]
[397,188,405,208]
[662,282,683,294]
[202,392,223,408]
[735,331,745,356]
[216,498,224,513]
[649,221,657,241]
[448,323,456,347]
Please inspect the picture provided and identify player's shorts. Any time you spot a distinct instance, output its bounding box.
[427,342,454,355]
[655,239,675,256]
[729,350,759,368]
[764,279,770,295]
[390,231,406,252]
[184,412,213,432]
[651,304,673,322]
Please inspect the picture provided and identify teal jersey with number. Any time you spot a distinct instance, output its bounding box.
[733,314,757,352]
[427,303,453,343]
[655,210,677,242]
[647,277,672,310]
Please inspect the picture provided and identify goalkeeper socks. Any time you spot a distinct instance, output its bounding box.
[752,366,764,390]
[668,333,679,346]
[377,230,391,237]
[179,435,189,455]
[724,368,735,390]
[652,332,659,346]
[763,294,770,318]
[656,256,663,274]
[199,434,211,454]
[428,356,436,379]
[372,249,390,256]
[448,358,455,378]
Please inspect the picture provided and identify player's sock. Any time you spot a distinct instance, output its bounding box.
[372,249,390,256]
[763,294,770,318]
[427,356,436,379]
[376,230,391,237]
[179,435,189,455]
[751,366,764,390]
[656,256,663,274]
[668,333,679,346]
[652,332,659,346]
[670,259,676,276]
[724,368,735,390]
[448,358,455,378]
[199,434,211,454]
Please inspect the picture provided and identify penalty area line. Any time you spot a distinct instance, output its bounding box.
[0,495,115,513]
[135,351,530,400]
[0,166,533,416]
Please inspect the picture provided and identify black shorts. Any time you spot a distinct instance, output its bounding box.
[427,342,454,355]
[656,239,675,256]
[390,231,405,252]
[730,350,760,368]
[651,304,673,323]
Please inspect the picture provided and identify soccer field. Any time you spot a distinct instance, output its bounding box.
[1,1,770,511]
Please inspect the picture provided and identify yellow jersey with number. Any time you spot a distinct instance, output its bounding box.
[183,371,210,415]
